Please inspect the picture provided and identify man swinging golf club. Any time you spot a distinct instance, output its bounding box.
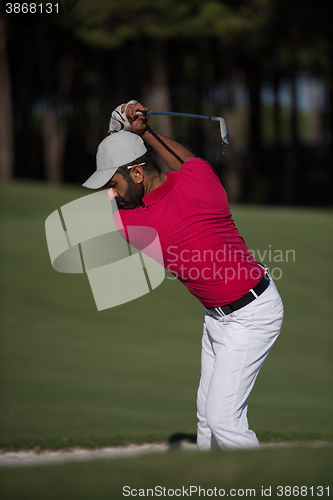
[82,100,284,450]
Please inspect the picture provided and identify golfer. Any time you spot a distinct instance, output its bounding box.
[82,101,284,450]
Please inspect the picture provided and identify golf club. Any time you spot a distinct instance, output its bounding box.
[136,109,230,145]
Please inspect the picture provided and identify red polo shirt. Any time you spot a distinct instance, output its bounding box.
[114,158,264,308]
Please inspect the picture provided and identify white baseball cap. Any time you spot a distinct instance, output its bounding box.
[82,131,147,189]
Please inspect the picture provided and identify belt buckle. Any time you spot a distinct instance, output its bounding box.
[206,308,222,320]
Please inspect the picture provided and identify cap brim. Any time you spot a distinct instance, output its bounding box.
[82,168,116,189]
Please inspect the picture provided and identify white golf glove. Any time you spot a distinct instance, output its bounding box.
[108,100,138,133]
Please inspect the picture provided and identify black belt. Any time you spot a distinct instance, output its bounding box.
[206,273,270,319]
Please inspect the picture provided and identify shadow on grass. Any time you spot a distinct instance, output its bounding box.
[168,433,197,449]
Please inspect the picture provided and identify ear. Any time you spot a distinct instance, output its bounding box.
[129,164,144,184]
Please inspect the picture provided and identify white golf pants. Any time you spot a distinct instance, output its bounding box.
[197,276,284,450]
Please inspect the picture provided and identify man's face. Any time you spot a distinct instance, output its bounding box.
[106,171,144,210]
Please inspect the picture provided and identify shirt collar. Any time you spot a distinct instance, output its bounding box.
[142,171,178,207]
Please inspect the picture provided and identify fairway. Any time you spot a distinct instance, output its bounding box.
[1,446,332,499]
[0,180,332,450]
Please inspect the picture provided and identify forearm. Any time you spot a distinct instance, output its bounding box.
[142,127,195,171]
[124,101,196,170]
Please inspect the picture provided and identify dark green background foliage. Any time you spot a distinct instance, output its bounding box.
[2,0,332,204]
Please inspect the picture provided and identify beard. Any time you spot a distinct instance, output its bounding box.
[116,176,145,210]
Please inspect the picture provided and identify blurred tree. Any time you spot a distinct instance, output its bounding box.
[0,0,14,179]
[263,0,332,203]
[142,39,173,139]
[57,0,274,194]
[58,0,187,137]
[4,0,331,203]
[37,25,71,184]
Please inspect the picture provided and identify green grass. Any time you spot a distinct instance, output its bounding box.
[1,447,332,500]
[0,180,332,450]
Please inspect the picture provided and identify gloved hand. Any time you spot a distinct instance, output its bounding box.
[108,99,138,133]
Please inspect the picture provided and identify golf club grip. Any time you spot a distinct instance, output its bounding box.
[135,110,149,117]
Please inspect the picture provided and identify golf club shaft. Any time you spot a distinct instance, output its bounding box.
[136,109,220,122]
[135,109,230,144]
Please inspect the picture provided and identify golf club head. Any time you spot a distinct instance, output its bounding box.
[219,118,230,145]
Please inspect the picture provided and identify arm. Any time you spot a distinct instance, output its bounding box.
[123,102,196,171]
